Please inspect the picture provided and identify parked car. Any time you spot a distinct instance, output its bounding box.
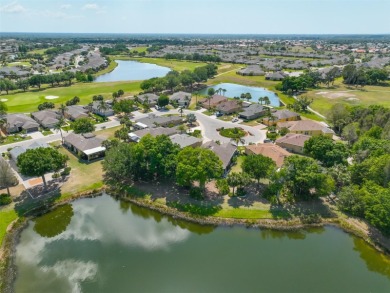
[216,112,223,117]
[231,118,239,122]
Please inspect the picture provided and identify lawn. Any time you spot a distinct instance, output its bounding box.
[112,56,208,72]
[130,46,148,53]
[214,208,289,219]
[231,155,244,173]
[56,146,104,200]
[0,207,17,245]
[2,80,142,113]
[0,134,32,146]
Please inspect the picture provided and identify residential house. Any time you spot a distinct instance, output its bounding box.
[128,127,179,142]
[245,144,291,168]
[275,133,311,154]
[65,105,89,121]
[134,114,183,129]
[236,65,265,76]
[64,133,106,161]
[265,71,288,81]
[239,104,267,120]
[170,134,203,148]
[262,109,300,126]
[31,110,60,129]
[169,91,192,108]
[202,141,237,173]
[200,94,228,109]
[5,114,39,133]
[9,141,49,162]
[277,120,335,137]
[137,93,159,106]
[91,101,114,117]
[216,100,242,115]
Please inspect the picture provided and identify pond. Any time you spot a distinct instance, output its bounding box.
[14,194,390,293]
[94,60,171,82]
[199,83,281,106]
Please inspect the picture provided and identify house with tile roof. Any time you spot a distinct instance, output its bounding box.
[277,120,335,137]
[275,133,311,154]
[245,143,291,168]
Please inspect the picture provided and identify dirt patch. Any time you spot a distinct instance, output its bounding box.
[28,178,43,186]
[315,91,357,99]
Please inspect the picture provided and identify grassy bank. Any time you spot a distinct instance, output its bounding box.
[94,60,118,77]
[0,208,17,246]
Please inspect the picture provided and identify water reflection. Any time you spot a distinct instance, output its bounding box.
[33,204,74,238]
[260,227,325,240]
[353,238,390,279]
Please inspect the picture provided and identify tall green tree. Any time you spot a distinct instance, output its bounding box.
[242,154,276,186]
[71,118,95,134]
[176,147,223,189]
[17,148,68,187]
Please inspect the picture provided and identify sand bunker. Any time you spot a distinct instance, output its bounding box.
[0,98,8,102]
[316,91,356,99]
[45,95,59,100]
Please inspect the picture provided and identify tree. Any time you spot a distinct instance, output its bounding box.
[58,104,68,117]
[278,155,334,200]
[0,79,16,94]
[71,118,95,134]
[0,159,18,196]
[16,79,29,92]
[0,101,8,116]
[103,143,138,183]
[17,147,68,187]
[263,96,270,106]
[115,127,130,142]
[157,95,169,108]
[242,154,276,186]
[328,103,351,134]
[176,147,223,189]
[227,172,250,196]
[342,123,359,145]
[258,97,264,105]
[54,117,67,144]
[186,113,197,126]
[304,135,349,167]
[113,99,134,115]
[38,102,55,111]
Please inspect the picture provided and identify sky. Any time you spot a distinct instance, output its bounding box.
[0,0,389,34]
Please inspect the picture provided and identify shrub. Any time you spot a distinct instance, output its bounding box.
[216,179,229,195]
[52,173,60,179]
[189,187,203,200]
[0,193,12,206]
[219,127,246,138]
[61,167,71,176]
[266,132,278,141]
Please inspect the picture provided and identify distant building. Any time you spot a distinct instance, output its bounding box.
[275,133,311,154]
[237,65,265,76]
[200,94,228,109]
[239,104,267,120]
[64,133,106,161]
[216,100,242,115]
[265,71,288,81]
[135,114,183,129]
[262,110,300,126]
[9,141,49,162]
[277,120,335,137]
[65,105,89,121]
[91,101,114,117]
[128,127,179,142]
[31,110,60,129]
[169,91,192,108]
[137,93,159,106]
[202,141,237,173]
[245,143,291,168]
[170,134,203,148]
[5,114,39,133]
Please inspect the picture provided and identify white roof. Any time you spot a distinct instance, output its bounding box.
[84,146,106,155]
[135,122,148,128]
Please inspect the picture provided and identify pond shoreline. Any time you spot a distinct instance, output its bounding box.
[1,186,389,293]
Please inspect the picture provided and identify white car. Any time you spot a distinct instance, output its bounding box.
[231,118,239,122]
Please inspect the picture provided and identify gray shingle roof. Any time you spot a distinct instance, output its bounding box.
[202,141,237,170]
[64,133,104,152]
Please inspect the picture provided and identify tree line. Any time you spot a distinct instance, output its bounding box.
[140,64,218,93]
[342,65,388,86]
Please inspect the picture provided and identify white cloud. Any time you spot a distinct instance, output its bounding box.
[82,3,99,10]
[0,1,26,13]
[60,4,71,10]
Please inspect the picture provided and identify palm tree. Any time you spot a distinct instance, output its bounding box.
[230,136,245,147]
[206,95,212,110]
[58,104,68,118]
[258,97,264,105]
[222,89,227,96]
[178,107,184,117]
[97,100,108,115]
[54,117,66,144]
[263,96,270,106]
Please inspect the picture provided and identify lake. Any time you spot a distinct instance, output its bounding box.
[14,194,390,293]
[94,60,171,82]
[199,83,280,106]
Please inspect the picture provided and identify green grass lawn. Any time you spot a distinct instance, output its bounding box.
[0,134,32,146]
[0,207,17,245]
[41,130,53,136]
[130,46,148,53]
[112,56,208,71]
[231,155,244,173]
[214,208,289,219]
[2,80,142,113]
